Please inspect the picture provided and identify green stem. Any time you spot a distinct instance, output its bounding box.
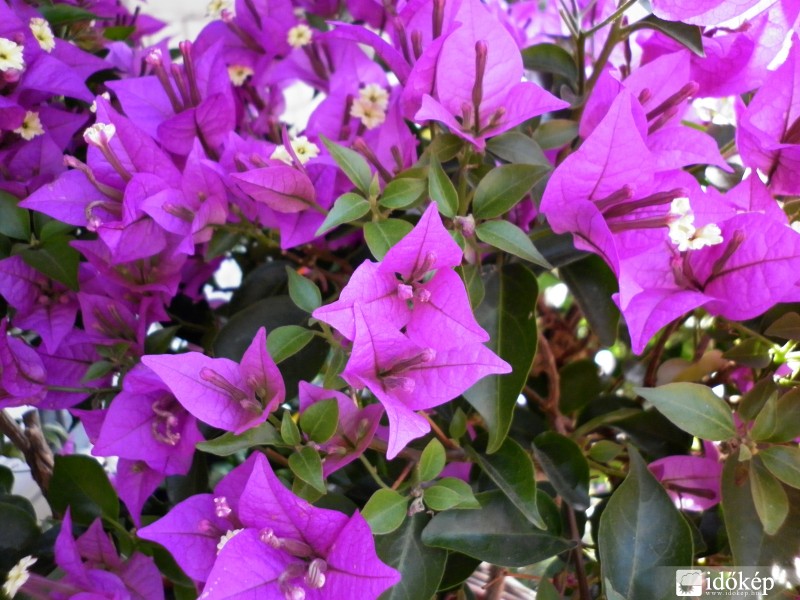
[581,19,623,109]
[359,455,391,490]
[585,0,637,36]
[46,385,119,394]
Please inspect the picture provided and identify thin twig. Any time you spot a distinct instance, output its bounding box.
[567,506,591,600]
[0,410,54,493]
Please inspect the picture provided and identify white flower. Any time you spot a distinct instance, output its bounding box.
[29,18,55,52]
[3,555,37,598]
[359,83,389,111]
[206,0,232,18]
[350,97,386,129]
[287,24,313,48]
[216,529,243,553]
[0,38,25,72]
[667,197,723,251]
[13,111,44,140]
[83,123,116,146]
[227,64,254,86]
[688,223,724,250]
[270,135,320,165]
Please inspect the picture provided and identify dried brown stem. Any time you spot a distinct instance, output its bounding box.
[0,409,54,493]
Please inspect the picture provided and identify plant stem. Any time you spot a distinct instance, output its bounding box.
[359,454,391,490]
[585,0,637,36]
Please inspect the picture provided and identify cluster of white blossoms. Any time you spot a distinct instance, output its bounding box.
[0,37,25,72]
[350,83,389,130]
[270,135,320,165]
[668,197,724,252]
[287,24,313,48]
[29,18,55,52]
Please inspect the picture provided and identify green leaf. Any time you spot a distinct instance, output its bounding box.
[418,439,446,482]
[364,219,414,260]
[448,408,468,439]
[631,15,704,57]
[320,136,373,194]
[533,119,578,149]
[197,422,283,456]
[82,360,114,383]
[285,267,322,312]
[281,411,302,446]
[299,398,339,444]
[40,4,104,25]
[721,452,800,566]
[522,43,578,81]
[145,325,180,355]
[424,133,463,163]
[759,446,800,490]
[464,265,538,452]
[315,193,370,235]
[48,455,119,525]
[424,478,480,511]
[598,447,693,600]
[764,312,800,340]
[559,254,620,347]
[468,437,544,527]
[473,164,548,220]
[376,513,447,600]
[737,378,778,422]
[475,220,550,268]
[559,360,602,413]
[722,337,772,369]
[379,178,427,210]
[0,466,12,495]
[750,389,800,442]
[288,446,326,494]
[267,325,315,364]
[428,155,458,219]
[532,432,590,510]
[422,490,574,567]
[0,502,38,561]
[438,553,482,592]
[486,133,549,166]
[588,440,623,463]
[536,578,562,600]
[0,192,30,240]
[749,456,788,535]
[457,264,485,309]
[634,382,736,441]
[21,234,79,290]
[362,489,409,535]
[103,25,136,40]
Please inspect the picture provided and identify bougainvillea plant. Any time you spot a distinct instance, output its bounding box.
[1,0,800,598]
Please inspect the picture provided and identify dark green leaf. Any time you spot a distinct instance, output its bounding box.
[428,155,458,219]
[82,360,114,383]
[320,135,373,194]
[598,448,693,600]
[473,164,548,219]
[536,578,562,600]
[737,378,778,422]
[533,119,578,149]
[759,446,800,490]
[362,489,409,535]
[267,325,315,363]
[750,389,800,442]
[292,478,324,504]
[103,25,136,40]
[559,255,619,347]
[0,466,12,495]
[145,325,180,355]
[379,178,427,210]
[48,455,119,524]
[631,15,704,57]
[196,422,283,456]
[0,502,38,557]
[468,437,543,527]
[422,490,574,567]
[206,229,242,260]
[486,132,549,166]
[424,133,463,163]
[418,439,446,482]
[364,219,414,260]
[533,432,590,510]
[38,219,74,242]
[40,4,104,25]
[285,267,322,312]
[299,398,339,444]
[464,265,538,453]
[588,440,623,463]
[377,514,447,600]
[522,43,578,81]
[424,478,480,511]
[281,411,302,446]
[764,312,800,340]
[21,234,80,290]
[0,192,30,240]
[475,221,551,268]
[315,193,370,235]
[750,456,788,535]
[721,452,800,567]
[634,382,736,441]
[559,360,602,413]
[438,553,482,592]
[288,446,326,494]
[722,338,772,369]
[457,264,485,309]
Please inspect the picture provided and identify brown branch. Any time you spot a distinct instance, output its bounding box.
[537,334,569,435]
[485,565,507,600]
[0,409,54,493]
[567,506,591,600]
